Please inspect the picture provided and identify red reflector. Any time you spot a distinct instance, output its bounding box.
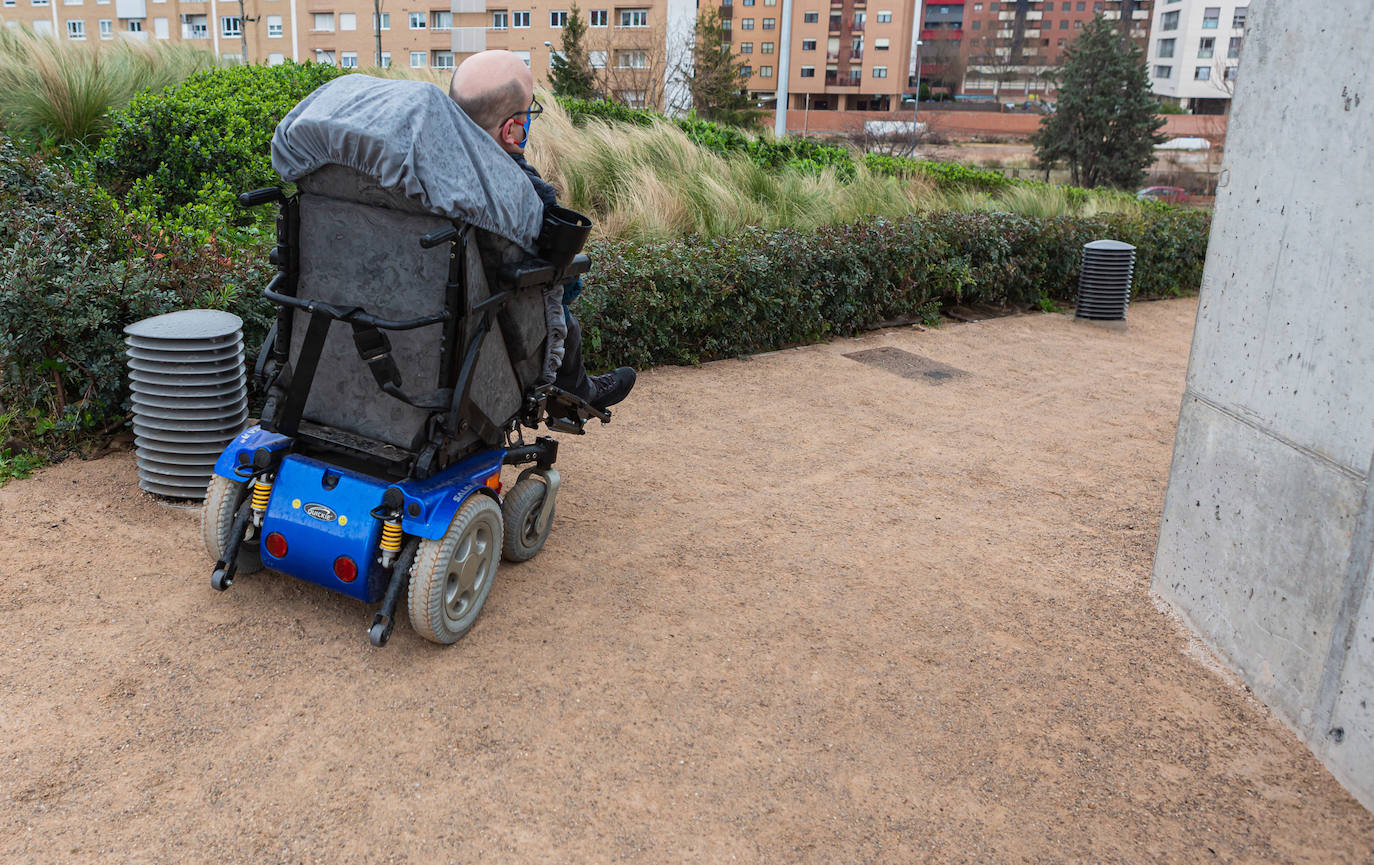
[333,556,358,583]
[264,532,288,558]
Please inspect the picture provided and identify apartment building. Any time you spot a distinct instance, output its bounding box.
[1145,0,1245,113]
[722,0,924,113]
[960,0,1152,98]
[1,0,303,64]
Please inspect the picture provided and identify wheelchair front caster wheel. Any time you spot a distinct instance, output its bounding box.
[368,618,393,647]
[501,475,554,562]
[211,568,233,591]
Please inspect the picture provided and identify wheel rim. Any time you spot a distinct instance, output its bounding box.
[520,499,543,546]
[442,516,496,627]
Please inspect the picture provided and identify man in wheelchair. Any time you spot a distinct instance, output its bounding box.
[449,49,635,412]
[201,68,632,647]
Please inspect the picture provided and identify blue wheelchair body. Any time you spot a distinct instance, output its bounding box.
[204,164,605,647]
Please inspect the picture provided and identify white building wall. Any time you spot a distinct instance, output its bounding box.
[1147,0,1248,104]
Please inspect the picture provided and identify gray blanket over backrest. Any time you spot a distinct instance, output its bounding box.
[270,74,544,251]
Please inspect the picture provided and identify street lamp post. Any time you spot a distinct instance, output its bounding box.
[913,39,924,126]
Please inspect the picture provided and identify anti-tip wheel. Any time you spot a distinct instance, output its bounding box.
[368,619,393,648]
[211,568,233,591]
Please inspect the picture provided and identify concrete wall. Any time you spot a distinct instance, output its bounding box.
[1152,1,1374,810]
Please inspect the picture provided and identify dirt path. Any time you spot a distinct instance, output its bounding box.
[3,299,1371,864]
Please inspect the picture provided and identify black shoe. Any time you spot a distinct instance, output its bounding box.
[586,367,636,410]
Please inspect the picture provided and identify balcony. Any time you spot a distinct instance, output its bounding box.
[824,70,862,86]
[920,28,963,40]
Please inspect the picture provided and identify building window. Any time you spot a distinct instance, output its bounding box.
[1153,65,1171,78]
[548,49,565,66]
[433,50,453,68]
[759,65,772,78]
[512,10,530,27]
[431,11,451,29]
[66,19,85,38]
[617,90,646,107]
[490,10,506,29]
[1059,19,1068,29]
[1197,37,1214,58]
[589,49,606,67]
[618,8,647,27]
[31,0,49,5]
[740,17,753,29]
[802,10,817,22]
[550,9,567,27]
[762,17,774,29]
[221,16,241,37]
[181,13,207,37]
[1160,10,1178,30]
[872,65,886,78]
[763,0,776,6]
[98,18,112,37]
[740,64,752,76]
[315,49,335,64]
[380,51,391,67]
[339,12,355,30]
[589,8,607,26]
[1074,19,1083,28]
[761,41,773,54]
[739,41,752,53]
[1202,6,1219,28]
[410,51,426,67]
[800,65,815,77]
[742,0,753,5]
[268,52,284,64]
[874,37,888,50]
[375,12,389,29]
[877,10,891,23]
[1232,7,1247,28]
[801,38,815,50]
[615,49,647,68]
[515,49,531,66]
[1156,37,1174,58]
[1228,36,1242,58]
[312,12,333,31]
[266,15,281,37]
[1194,65,1210,80]
[340,51,358,68]
[1224,65,1238,82]
[408,11,425,28]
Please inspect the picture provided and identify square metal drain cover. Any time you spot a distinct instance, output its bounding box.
[842,347,969,384]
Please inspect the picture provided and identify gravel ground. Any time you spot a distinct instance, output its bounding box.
[2,297,1371,864]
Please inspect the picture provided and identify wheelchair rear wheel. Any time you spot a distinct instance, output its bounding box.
[501,475,554,562]
[408,494,503,644]
[201,475,263,575]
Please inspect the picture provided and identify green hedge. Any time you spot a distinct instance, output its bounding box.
[0,138,272,456]
[576,207,1210,370]
[92,62,346,239]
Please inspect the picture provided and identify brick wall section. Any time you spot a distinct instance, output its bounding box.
[786,108,1228,142]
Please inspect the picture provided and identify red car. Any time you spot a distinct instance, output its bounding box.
[1137,186,1189,204]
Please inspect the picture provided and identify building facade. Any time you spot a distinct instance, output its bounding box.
[1144,0,1246,113]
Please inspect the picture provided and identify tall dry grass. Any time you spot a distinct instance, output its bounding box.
[527,95,1141,240]
[0,27,216,147]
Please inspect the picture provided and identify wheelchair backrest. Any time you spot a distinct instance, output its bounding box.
[287,165,544,454]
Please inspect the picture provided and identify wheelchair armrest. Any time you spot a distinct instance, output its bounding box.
[501,260,557,289]
[239,187,285,207]
[562,254,591,279]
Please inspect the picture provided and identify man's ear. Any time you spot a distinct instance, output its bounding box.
[497,116,525,150]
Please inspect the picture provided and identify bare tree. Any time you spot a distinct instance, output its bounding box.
[585,22,688,111]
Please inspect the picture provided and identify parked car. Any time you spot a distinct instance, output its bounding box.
[1137,186,1189,204]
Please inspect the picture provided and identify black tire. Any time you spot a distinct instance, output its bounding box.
[407,495,503,645]
[501,475,553,562]
[201,474,262,574]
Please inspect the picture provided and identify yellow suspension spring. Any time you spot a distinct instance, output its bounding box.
[379,520,403,553]
[250,476,273,511]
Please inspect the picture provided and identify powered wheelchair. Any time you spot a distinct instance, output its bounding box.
[201,76,608,647]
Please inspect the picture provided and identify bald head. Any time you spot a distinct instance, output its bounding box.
[449,50,534,137]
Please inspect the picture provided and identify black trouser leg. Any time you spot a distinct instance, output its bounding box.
[554,305,591,400]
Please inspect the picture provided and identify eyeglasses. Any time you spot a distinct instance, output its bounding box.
[512,96,544,124]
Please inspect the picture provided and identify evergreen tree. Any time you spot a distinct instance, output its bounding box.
[1032,15,1166,189]
[687,8,759,126]
[550,4,596,100]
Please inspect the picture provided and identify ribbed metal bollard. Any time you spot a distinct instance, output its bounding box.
[124,310,249,499]
[1074,239,1136,322]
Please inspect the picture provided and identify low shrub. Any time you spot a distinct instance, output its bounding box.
[576,207,1209,371]
[0,138,272,458]
[91,62,346,240]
